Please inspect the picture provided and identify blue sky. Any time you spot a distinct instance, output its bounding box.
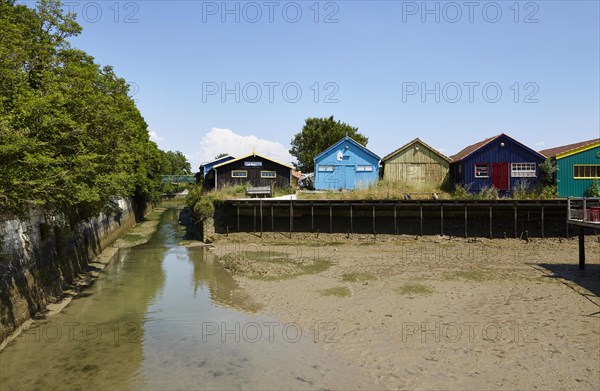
[22,1,600,169]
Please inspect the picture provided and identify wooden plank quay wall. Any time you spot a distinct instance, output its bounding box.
[213,199,588,239]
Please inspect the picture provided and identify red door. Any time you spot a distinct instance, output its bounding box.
[492,163,510,190]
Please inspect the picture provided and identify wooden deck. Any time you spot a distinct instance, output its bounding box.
[567,198,600,269]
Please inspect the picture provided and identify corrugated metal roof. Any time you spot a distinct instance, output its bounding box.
[539,138,600,158]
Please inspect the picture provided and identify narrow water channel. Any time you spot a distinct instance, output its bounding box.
[0,208,368,390]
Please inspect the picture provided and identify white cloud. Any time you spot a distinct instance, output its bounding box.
[149,131,164,142]
[190,128,294,169]
[535,141,546,146]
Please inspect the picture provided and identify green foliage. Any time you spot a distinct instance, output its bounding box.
[539,158,557,187]
[159,150,191,175]
[186,185,203,208]
[586,179,600,197]
[451,184,474,199]
[193,197,215,221]
[290,116,368,172]
[214,152,229,159]
[0,0,165,220]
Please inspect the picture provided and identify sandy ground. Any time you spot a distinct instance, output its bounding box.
[212,232,600,390]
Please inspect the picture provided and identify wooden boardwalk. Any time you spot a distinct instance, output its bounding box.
[567,198,600,269]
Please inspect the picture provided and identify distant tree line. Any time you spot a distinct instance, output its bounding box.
[0,0,189,221]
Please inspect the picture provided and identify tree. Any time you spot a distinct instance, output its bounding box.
[290,116,368,172]
[214,152,229,159]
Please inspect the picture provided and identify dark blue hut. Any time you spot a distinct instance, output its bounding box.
[450,133,545,193]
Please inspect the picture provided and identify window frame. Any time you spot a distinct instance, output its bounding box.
[474,163,489,178]
[231,170,248,178]
[511,162,537,178]
[260,170,276,178]
[356,165,374,172]
[573,164,600,179]
[318,165,334,172]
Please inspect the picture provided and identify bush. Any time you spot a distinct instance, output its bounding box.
[479,186,499,200]
[586,179,600,197]
[451,183,473,199]
[186,185,203,208]
[193,196,215,221]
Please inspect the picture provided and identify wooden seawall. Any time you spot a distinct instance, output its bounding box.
[214,199,585,239]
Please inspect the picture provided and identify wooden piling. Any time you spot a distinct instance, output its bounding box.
[541,205,545,239]
[579,226,585,269]
[271,205,274,232]
[237,205,240,231]
[464,205,468,238]
[329,203,333,234]
[393,205,397,235]
[440,204,444,236]
[350,204,354,234]
[289,200,293,237]
[259,199,263,237]
[419,204,423,236]
[253,205,256,233]
[489,205,493,239]
[311,203,314,233]
[514,204,518,239]
[372,205,376,234]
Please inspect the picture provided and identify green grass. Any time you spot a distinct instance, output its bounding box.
[119,233,145,242]
[341,272,376,283]
[319,286,351,298]
[395,283,434,296]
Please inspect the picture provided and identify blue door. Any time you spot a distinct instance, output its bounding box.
[345,166,356,189]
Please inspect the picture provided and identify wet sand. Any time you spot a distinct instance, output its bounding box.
[213,233,600,390]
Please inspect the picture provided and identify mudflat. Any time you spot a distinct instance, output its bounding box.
[212,233,600,390]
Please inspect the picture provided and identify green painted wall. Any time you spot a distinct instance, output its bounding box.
[556,146,600,197]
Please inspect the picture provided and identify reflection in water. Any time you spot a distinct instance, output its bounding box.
[0,208,369,390]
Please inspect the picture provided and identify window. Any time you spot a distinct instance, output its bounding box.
[474,164,489,178]
[574,165,600,179]
[261,170,276,178]
[356,165,373,172]
[231,170,247,178]
[511,163,537,178]
[318,165,334,172]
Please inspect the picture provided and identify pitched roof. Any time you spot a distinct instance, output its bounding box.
[539,138,600,159]
[449,133,545,162]
[199,155,235,169]
[212,152,293,169]
[450,134,500,162]
[314,135,381,162]
[382,138,451,163]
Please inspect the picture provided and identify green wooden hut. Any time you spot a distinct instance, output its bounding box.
[381,138,450,189]
[540,138,600,197]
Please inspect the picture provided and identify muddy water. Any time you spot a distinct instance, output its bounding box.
[0,208,369,390]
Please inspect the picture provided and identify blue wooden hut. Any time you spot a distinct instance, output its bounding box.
[314,135,381,190]
[450,133,545,193]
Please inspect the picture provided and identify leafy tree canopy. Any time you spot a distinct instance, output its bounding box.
[0,0,168,222]
[289,116,368,172]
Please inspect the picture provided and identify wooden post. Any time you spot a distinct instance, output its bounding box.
[541,205,545,239]
[440,204,444,236]
[566,198,571,239]
[237,204,240,232]
[514,203,518,239]
[419,204,423,236]
[579,225,585,269]
[372,205,376,234]
[350,205,353,234]
[489,205,493,239]
[464,205,468,238]
[253,205,256,233]
[289,200,293,237]
[271,205,274,232]
[329,203,333,234]
[583,198,587,222]
[259,199,263,237]
[394,205,398,235]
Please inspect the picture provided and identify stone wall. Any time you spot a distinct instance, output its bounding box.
[0,198,139,342]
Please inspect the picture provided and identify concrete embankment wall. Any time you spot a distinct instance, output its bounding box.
[0,198,145,342]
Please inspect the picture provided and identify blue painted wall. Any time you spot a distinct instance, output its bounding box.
[314,137,381,190]
[450,135,545,193]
